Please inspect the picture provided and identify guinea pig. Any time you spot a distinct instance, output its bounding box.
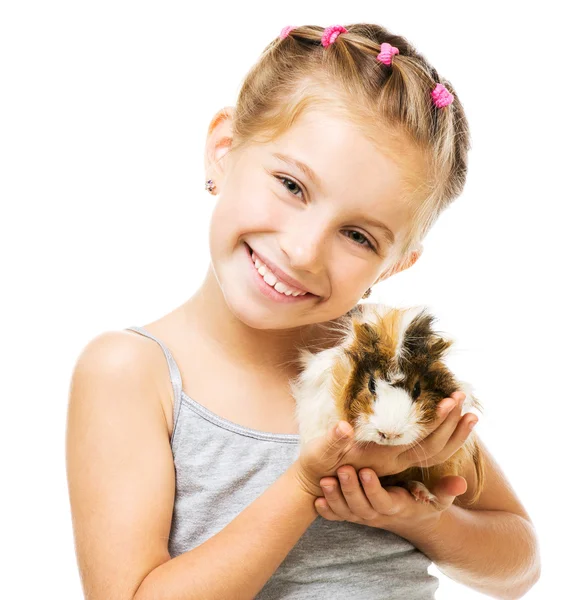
[289,302,485,508]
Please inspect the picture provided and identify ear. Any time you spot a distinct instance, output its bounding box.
[427,334,454,361]
[204,106,235,184]
[375,245,423,284]
[352,321,379,347]
[343,320,379,361]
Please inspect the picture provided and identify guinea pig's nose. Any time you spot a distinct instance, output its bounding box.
[379,431,401,441]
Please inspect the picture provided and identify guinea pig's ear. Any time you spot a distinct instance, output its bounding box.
[427,334,454,360]
[352,320,379,347]
[343,321,380,361]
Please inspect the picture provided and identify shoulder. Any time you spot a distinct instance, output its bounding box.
[71,330,173,428]
[73,329,159,378]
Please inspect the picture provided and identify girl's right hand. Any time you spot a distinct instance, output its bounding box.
[293,421,358,497]
[293,395,466,497]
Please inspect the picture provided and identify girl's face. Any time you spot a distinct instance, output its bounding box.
[207,108,418,330]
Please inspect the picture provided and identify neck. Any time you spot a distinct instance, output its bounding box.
[181,265,334,378]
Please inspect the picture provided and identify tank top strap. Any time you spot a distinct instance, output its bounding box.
[124,325,183,436]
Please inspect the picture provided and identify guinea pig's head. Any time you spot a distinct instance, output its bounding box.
[332,304,462,447]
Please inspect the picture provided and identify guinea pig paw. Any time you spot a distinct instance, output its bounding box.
[405,480,439,507]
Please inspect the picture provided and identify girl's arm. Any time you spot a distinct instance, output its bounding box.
[385,435,541,599]
[136,464,316,600]
[66,332,318,600]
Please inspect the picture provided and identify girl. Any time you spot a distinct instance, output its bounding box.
[66,23,540,600]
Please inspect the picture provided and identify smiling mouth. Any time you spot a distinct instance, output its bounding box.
[245,243,318,297]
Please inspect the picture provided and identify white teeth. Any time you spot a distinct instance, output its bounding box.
[273,281,289,294]
[251,252,307,296]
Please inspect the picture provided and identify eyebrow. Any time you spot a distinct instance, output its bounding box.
[360,217,395,246]
[272,151,396,246]
[272,152,322,189]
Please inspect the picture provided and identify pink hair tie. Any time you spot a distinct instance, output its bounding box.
[321,25,348,47]
[377,42,399,65]
[279,25,296,40]
[431,83,454,108]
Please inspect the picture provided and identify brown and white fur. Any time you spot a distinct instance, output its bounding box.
[289,303,485,508]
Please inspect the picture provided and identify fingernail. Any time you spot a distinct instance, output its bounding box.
[468,419,478,430]
[360,472,371,482]
[440,399,455,413]
[339,472,349,481]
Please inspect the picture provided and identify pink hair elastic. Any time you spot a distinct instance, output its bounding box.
[279,25,453,110]
[279,25,296,40]
[431,83,454,108]
[321,25,348,47]
[377,42,399,65]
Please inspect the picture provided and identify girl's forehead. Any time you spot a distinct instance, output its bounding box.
[267,108,399,160]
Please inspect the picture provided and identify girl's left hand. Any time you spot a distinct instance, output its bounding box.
[315,467,468,534]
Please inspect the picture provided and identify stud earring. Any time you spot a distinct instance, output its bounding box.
[362,287,372,299]
[205,179,216,194]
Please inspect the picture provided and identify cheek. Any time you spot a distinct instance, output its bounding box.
[331,262,368,286]
[327,258,378,303]
[210,185,286,251]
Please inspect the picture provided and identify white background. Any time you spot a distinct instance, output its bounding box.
[2,1,571,598]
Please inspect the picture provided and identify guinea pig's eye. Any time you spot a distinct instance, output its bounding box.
[368,374,377,395]
[413,380,421,400]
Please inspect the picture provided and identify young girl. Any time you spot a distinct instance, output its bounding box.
[66,23,540,600]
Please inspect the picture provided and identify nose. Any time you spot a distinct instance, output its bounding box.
[379,431,401,441]
[280,221,329,273]
[282,244,323,274]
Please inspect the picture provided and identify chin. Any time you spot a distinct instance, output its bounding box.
[226,297,278,330]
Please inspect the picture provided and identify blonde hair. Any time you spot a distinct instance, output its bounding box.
[225,23,471,276]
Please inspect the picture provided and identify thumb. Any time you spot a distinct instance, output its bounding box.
[431,475,467,510]
[333,420,354,443]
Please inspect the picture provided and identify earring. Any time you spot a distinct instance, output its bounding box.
[362,287,372,299]
[205,179,216,194]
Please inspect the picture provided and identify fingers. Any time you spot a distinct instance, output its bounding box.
[401,392,477,468]
[314,496,344,520]
[418,395,460,437]
[425,412,478,466]
[357,469,399,515]
[399,395,461,467]
[319,468,375,522]
[318,467,396,521]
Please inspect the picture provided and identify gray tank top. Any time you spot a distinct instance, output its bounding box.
[125,325,439,599]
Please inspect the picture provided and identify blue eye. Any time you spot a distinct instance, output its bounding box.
[274,175,377,253]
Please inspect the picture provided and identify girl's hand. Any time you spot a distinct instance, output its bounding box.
[294,420,358,497]
[313,390,477,532]
[295,390,475,498]
[315,467,468,534]
[342,391,477,477]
